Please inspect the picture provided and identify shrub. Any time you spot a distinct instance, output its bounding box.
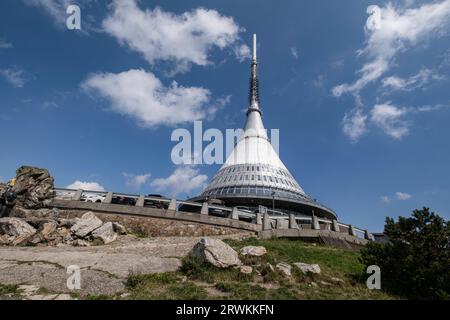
[360,207,450,299]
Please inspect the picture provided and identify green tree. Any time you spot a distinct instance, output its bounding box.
[361,207,450,299]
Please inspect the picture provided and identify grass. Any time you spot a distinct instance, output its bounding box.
[0,284,21,297]
[118,238,398,300]
[126,272,208,300]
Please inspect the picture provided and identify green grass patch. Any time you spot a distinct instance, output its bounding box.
[125,272,208,300]
[0,283,20,297]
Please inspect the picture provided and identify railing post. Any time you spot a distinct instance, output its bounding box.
[364,229,374,241]
[263,212,272,231]
[289,214,299,229]
[231,207,239,220]
[135,195,144,207]
[201,202,209,215]
[348,224,356,236]
[311,215,320,230]
[104,192,113,204]
[332,219,340,232]
[168,198,177,211]
[73,189,83,201]
[256,212,262,225]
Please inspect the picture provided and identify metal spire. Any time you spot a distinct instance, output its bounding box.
[248,33,260,114]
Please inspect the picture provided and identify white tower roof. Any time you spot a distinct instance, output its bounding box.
[201,34,308,198]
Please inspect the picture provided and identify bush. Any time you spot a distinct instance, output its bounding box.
[360,207,450,299]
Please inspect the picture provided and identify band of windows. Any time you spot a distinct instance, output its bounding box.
[201,185,311,202]
[205,164,302,191]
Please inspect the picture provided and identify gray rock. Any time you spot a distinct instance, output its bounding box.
[70,212,103,237]
[240,266,253,274]
[276,262,292,277]
[58,219,78,228]
[0,234,13,245]
[92,222,117,244]
[294,262,321,274]
[74,239,91,247]
[0,217,36,237]
[240,246,267,257]
[112,222,127,235]
[40,221,58,239]
[190,237,242,268]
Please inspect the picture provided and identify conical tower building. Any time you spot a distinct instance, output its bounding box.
[190,34,336,220]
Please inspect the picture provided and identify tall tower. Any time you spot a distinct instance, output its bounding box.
[190,34,336,219]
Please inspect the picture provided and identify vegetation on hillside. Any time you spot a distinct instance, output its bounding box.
[360,207,450,299]
[125,238,396,300]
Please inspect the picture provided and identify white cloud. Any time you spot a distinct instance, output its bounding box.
[381,195,391,203]
[151,166,208,196]
[234,44,251,62]
[123,173,151,189]
[370,103,410,139]
[0,67,26,88]
[342,108,367,142]
[333,1,450,97]
[370,103,448,139]
[102,0,246,73]
[382,68,446,92]
[290,47,299,59]
[0,40,13,49]
[395,191,411,200]
[82,69,214,127]
[66,180,105,191]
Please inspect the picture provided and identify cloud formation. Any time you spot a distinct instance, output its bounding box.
[123,173,151,189]
[0,40,13,49]
[82,69,215,127]
[333,1,450,142]
[0,67,27,88]
[370,104,410,139]
[151,166,208,196]
[381,68,446,92]
[382,191,412,203]
[333,1,450,97]
[342,108,368,143]
[102,0,247,73]
[66,180,105,191]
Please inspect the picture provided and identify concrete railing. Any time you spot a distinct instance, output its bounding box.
[52,188,374,241]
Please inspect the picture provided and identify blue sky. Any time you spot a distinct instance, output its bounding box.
[1,0,449,231]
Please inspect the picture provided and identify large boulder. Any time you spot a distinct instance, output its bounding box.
[190,237,242,268]
[240,246,267,257]
[0,217,36,237]
[92,222,117,244]
[294,262,321,275]
[11,166,55,209]
[70,212,103,237]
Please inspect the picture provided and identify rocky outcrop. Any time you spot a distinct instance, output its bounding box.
[0,211,123,247]
[239,246,267,257]
[11,166,55,209]
[190,237,242,268]
[294,262,321,275]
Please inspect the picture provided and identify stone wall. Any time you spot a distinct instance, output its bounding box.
[10,207,253,238]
